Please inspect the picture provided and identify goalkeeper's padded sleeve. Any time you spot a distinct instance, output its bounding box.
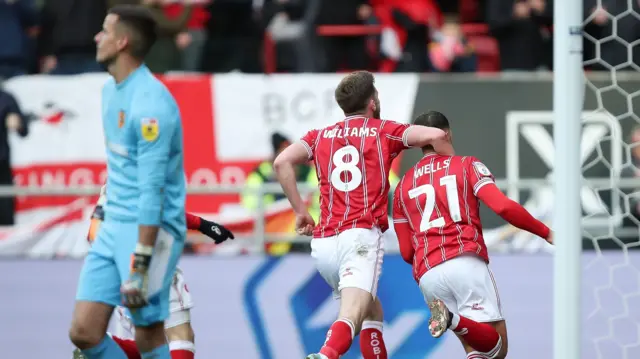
[476,183,550,239]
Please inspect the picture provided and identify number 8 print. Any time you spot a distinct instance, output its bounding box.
[330,145,363,192]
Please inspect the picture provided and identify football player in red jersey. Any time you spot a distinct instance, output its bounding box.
[273,71,455,359]
[75,185,234,359]
[392,111,553,359]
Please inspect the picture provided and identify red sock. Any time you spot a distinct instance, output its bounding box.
[451,314,501,354]
[110,336,141,359]
[171,350,194,359]
[319,319,354,359]
[359,321,387,359]
[170,340,195,359]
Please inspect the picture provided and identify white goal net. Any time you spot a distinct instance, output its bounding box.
[580,1,640,358]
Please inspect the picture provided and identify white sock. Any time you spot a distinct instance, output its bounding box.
[361,320,384,332]
[466,335,502,359]
[449,312,461,330]
[169,340,195,353]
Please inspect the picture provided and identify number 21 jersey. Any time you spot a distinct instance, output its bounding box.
[300,115,412,238]
[393,154,493,275]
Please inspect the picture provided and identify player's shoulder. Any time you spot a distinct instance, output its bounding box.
[456,155,483,165]
[376,118,407,129]
[131,80,178,121]
[456,155,492,176]
[136,73,173,99]
[301,127,323,141]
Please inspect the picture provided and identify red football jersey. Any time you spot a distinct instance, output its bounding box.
[393,154,493,281]
[300,115,412,238]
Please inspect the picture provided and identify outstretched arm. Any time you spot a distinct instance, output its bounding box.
[405,126,455,156]
[476,184,552,243]
[186,212,234,244]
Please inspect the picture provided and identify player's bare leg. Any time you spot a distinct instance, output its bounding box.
[105,310,195,359]
[307,287,373,359]
[69,301,118,357]
[165,321,196,359]
[360,298,388,359]
[134,323,167,355]
[428,299,507,359]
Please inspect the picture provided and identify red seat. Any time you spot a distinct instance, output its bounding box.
[460,22,500,72]
[461,23,490,37]
[466,35,500,73]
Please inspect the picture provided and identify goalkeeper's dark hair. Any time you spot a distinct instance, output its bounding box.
[109,5,157,60]
[414,111,451,152]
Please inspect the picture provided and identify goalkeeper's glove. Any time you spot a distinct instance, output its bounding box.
[199,218,235,244]
[121,243,152,309]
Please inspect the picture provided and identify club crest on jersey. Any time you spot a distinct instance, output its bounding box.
[141,118,159,142]
[473,162,491,176]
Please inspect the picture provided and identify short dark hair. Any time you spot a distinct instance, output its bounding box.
[109,5,157,60]
[414,111,450,130]
[334,71,376,115]
[414,111,451,151]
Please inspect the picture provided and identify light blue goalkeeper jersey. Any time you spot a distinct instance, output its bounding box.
[101,65,186,239]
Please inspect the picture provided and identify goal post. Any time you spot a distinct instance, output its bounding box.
[553,0,583,358]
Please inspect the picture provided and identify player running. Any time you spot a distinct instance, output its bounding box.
[273,71,455,359]
[74,185,234,359]
[69,6,187,359]
[392,111,553,359]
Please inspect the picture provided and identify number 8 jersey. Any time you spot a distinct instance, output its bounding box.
[392,153,493,280]
[299,115,412,238]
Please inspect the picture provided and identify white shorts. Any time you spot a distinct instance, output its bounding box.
[311,227,384,299]
[113,267,194,338]
[418,255,504,323]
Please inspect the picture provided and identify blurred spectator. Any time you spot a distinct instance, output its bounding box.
[39,0,107,75]
[163,0,210,72]
[0,0,39,79]
[583,0,640,71]
[242,132,318,255]
[429,15,477,72]
[487,0,553,71]
[200,0,263,73]
[374,0,443,73]
[0,88,29,225]
[315,0,374,72]
[136,0,193,73]
[263,0,318,72]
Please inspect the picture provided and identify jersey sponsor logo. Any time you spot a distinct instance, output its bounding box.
[473,162,491,177]
[244,256,441,359]
[141,118,159,142]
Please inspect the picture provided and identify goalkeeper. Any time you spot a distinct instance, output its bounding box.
[69,5,191,359]
[75,185,234,359]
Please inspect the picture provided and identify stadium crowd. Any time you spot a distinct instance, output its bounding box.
[1,0,638,79]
